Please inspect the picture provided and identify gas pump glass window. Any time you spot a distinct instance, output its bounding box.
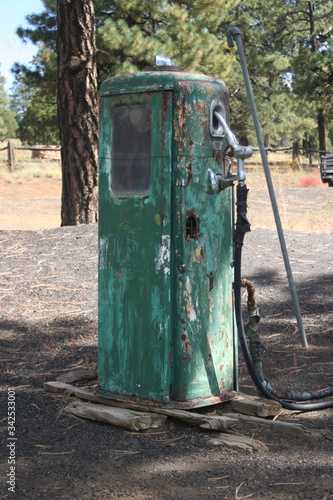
[112,105,152,194]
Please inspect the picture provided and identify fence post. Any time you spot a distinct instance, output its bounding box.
[292,141,301,170]
[7,141,15,171]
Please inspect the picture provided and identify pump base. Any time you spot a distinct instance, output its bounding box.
[96,386,237,409]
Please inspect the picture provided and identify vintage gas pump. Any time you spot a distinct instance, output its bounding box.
[98,57,251,408]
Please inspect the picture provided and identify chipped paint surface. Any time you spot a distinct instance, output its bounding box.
[98,70,236,408]
[155,235,170,274]
[185,277,197,321]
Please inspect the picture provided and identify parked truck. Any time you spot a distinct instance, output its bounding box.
[319,153,333,187]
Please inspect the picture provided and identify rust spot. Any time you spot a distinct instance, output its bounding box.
[174,95,189,148]
[185,161,193,184]
[181,333,191,353]
[219,377,226,390]
[194,245,204,263]
[194,100,206,112]
[208,271,214,291]
[161,92,172,149]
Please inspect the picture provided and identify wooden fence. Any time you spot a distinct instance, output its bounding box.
[0,141,61,171]
[0,140,327,172]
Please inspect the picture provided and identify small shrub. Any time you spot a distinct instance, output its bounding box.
[299,176,321,188]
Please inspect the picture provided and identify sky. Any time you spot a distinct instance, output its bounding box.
[0,0,45,91]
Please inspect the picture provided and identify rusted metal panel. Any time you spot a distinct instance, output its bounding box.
[170,79,235,402]
[98,70,237,408]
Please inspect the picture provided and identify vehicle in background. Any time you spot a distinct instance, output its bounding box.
[319,153,333,187]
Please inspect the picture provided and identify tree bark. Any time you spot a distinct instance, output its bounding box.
[57,0,98,226]
[317,108,326,153]
[307,1,326,154]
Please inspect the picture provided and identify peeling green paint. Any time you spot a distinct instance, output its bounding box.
[98,70,237,408]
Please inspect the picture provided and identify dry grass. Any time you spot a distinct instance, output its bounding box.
[0,145,321,186]
[246,166,322,189]
[0,139,61,181]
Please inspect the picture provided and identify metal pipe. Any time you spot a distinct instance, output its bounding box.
[227,26,308,348]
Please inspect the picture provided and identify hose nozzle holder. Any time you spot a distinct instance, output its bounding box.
[211,107,252,183]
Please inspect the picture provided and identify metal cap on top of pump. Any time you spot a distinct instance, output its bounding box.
[145,54,183,72]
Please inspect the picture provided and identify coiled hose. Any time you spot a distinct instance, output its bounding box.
[234,182,333,411]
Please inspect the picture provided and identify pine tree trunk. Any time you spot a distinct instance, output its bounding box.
[57,0,98,226]
[307,2,326,155]
[317,108,326,153]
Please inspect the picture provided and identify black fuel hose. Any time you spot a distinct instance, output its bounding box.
[234,183,333,411]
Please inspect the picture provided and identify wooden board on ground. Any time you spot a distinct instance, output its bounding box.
[223,413,325,438]
[56,370,98,384]
[65,400,167,431]
[44,380,325,439]
[207,433,268,452]
[45,381,239,432]
[227,393,282,417]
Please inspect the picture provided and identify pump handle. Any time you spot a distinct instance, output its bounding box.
[213,111,252,160]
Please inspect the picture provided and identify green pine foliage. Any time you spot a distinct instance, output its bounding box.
[8,0,333,149]
[0,71,18,141]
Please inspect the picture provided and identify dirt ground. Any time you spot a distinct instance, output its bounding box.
[0,177,332,233]
[0,178,332,500]
[0,178,62,231]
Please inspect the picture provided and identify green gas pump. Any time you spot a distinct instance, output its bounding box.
[98,57,251,408]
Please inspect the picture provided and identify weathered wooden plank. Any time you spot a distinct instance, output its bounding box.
[150,408,238,431]
[228,393,282,417]
[223,413,325,438]
[44,381,238,431]
[207,433,268,452]
[45,382,325,439]
[56,370,98,384]
[44,381,148,410]
[65,401,167,431]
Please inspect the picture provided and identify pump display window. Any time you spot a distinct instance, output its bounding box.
[112,104,152,195]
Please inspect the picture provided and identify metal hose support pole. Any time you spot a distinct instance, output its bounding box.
[227,26,308,348]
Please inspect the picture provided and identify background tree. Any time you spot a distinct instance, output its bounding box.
[9,0,333,214]
[288,0,333,151]
[0,70,18,141]
[57,0,98,226]
[233,0,333,150]
[13,0,238,146]
[16,91,58,145]
[216,0,319,147]
[12,0,58,144]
